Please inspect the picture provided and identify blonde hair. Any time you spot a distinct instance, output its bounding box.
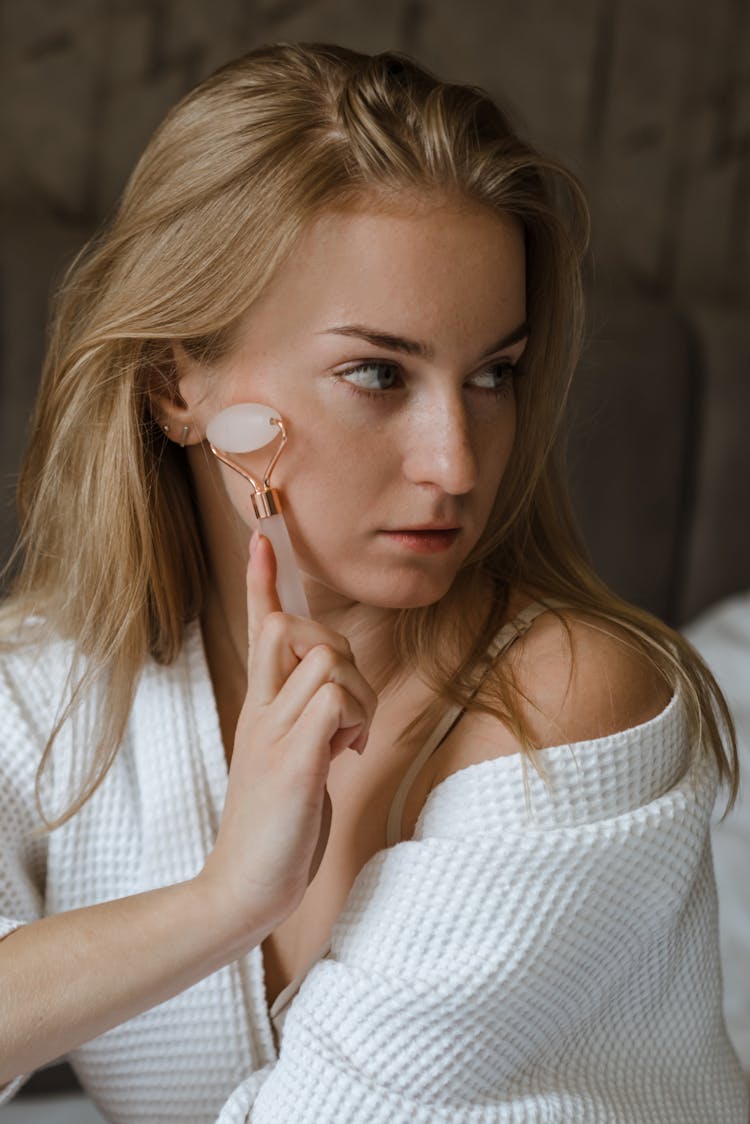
[2,41,738,826]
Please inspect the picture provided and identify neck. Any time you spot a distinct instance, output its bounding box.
[201,547,405,698]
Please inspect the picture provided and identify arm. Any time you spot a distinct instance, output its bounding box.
[0,876,262,1086]
[1,534,375,1090]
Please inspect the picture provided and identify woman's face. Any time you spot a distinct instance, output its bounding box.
[179,195,527,612]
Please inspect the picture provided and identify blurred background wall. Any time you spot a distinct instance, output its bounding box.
[2,0,749,624]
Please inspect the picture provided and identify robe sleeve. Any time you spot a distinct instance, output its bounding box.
[215,721,747,1123]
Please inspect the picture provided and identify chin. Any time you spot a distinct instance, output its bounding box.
[301,554,455,612]
[367,574,453,611]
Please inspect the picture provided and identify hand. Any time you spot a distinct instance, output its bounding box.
[200,530,378,940]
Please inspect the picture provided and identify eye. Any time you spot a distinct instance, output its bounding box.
[469,361,518,396]
[334,359,520,401]
[335,361,402,395]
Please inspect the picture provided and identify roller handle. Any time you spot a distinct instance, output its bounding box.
[260,513,311,619]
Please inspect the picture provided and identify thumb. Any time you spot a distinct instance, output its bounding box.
[247,528,283,641]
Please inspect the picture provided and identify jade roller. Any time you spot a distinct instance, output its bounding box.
[206,402,311,618]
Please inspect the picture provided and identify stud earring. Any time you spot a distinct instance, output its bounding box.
[162,423,170,434]
[179,425,190,448]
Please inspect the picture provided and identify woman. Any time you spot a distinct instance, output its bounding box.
[0,41,746,1122]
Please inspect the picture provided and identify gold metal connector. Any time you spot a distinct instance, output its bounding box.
[251,488,282,519]
[208,414,288,521]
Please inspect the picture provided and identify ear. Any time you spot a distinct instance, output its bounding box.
[147,342,206,448]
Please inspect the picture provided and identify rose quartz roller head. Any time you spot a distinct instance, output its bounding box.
[206,403,311,618]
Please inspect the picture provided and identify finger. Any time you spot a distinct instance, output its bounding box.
[330,724,367,757]
[247,530,282,646]
[248,624,359,709]
[248,625,361,709]
[246,532,299,702]
[289,681,371,766]
[260,643,377,739]
[246,531,361,705]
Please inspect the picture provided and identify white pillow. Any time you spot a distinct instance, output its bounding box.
[684,592,750,1076]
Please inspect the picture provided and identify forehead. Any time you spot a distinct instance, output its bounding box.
[300,194,524,278]
[241,194,526,346]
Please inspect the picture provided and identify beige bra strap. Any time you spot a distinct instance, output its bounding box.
[385,598,568,846]
[384,701,465,846]
[481,597,569,663]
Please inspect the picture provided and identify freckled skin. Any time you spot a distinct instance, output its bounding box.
[178,194,527,671]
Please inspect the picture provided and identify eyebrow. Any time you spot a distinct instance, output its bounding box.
[317,321,530,360]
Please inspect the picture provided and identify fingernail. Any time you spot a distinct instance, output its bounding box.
[352,729,368,756]
[249,530,260,561]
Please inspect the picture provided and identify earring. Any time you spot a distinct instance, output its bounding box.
[162,423,170,434]
[179,425,190,448]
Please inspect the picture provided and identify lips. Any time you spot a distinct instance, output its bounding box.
[385,524,460,532]
[379,527,460,554]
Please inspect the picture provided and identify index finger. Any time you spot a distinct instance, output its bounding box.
[246,531,354,703]
[247,530,282,641]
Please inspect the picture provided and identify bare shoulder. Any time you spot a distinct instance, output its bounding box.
[429,606,675,786]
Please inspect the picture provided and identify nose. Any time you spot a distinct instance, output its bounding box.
[401,391,479,495]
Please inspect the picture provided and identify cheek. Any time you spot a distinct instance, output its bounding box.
[281,411,392,495]
[269,432,376,547]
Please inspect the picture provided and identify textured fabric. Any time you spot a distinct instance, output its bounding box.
[384,599,569,850]
[685,592,750,1076]
[0,621,277,1122]
[1,618,747,1122]
[219,681,749,1122]
[267,599,569,1043]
